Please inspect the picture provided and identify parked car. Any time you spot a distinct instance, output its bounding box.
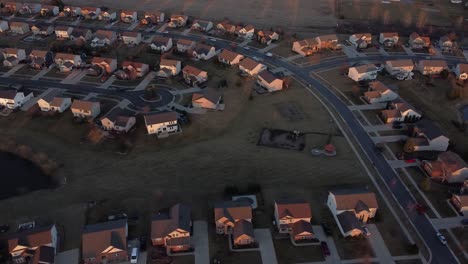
[436,232,447,245]
[461,219,468,225]
[130,247,139,263]
[321,241,330,256]
[405,159,417,163]
[209,38,217,42]
[265,52,273,57]
[321,223,332,236]
[107,213,128,221]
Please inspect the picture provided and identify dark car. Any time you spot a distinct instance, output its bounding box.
[321,223,332,236]
[461,219,468,225]
[321,241,330,256]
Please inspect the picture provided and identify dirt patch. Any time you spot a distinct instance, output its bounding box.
[257,128,306,151]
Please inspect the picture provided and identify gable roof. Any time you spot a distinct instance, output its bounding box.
[437,151,467,173]
[71,100,99,111]
[144,111,177,125]
[194,43,214,55]
[100,107,134,127]
[91,57,115,65]
[152,36,171,46]
[386,59,414,68]
[232,219,254,240]
[330,189,378,211]
[0,90,19,99]
[151,203,191,239]
[82,220,127,260]
[369,81,390,93]
[414,119,445,140]
[192,89,221,104]
[275,198,311,219]
[316,34,338,42]
[291,220,313,236]
[30,50,49,58]
[95,30,115,40]
[381,32,398,38]
[457,64,468,74]
[418,60,448,69]
[160,59,180,67]
[182,65,204,76]
[295,38,319,48]
[214,200,252,223]
[54,53,77,61]
[218,49,241,62]
[353,64,378,74]
[6,225,55,253]
[177,39,194,46]
[337,211,362,233]
[239,58,261,71]
[122,31,140,38]
[258,70,279,83]
[453,194,468,206]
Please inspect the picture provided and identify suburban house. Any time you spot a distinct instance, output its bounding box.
[454,63,468,80]
[18,3,41,14]
[327,189,378,237]
[292,38,319,56]
[29,50,50,69]
[364,81,398,104]
[121,61,149,78]
[150,36,173,52]
[61,6,81,16]
[70,28,93,42]
[416,60,448,75]
[274,199,314,241]
[91,30,116,47]
[157,59,181,77]
[0,89,34,109]
[81,6,101,20]
[82,220,128,264]
[99,9,117,21]
[54,26,73,39]
[236,25,255,39]
[100,108,136,132]
[193,43,217,60]
[121,31,142,45]
[141,11,165,24]
[2,48,26,67]
[9,21,30,34]
[439,35,454,52]
[37,90,71,112]
[316,34,341,50]
[347,64,379,82]
[90,57,118,74]
[257,70,284,92]
[176,39,196,52]
[70,100,101,119]
[218,49,244,65]
[192,89,223,110]
[451,194,468,216]
[54,53,81,72]
[40,5,59,16]
[6,225,58,264]
[31,24,54,36]
[191,20,213,32]
[182,65,208,86]
[168,14,188,28]
[151,204,192,253]
[384,60,414,76]
[216,21,236,34]
[239,58,267,76]
[405,119,450,152]
[381,99,422,123]
[422,151,468,183]
[257,30,279,45]
[214,200,255,246]
[409,33,430,49]
[232,219,256,247]
[0,21,8,32]
[120,10,138,23]
[349,33,372,49]
[144,111,180,137]
[379,32,399,47]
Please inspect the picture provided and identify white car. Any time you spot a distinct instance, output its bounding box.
[243,46,250,50]
[265,52,273,57]
[436,232,447,245]
[209,38,217,42]
[130,247,139,263]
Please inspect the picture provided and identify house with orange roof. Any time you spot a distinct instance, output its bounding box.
[274,199,314,242]
[182,65,208,86]
[120,10,137,23]
[422,151,468,183]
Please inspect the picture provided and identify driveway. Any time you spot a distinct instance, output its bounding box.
[365,224,394,264]
[55,248,79,264]
[254,229,278,264]
[193,220,209,264]
[312,225,340,264]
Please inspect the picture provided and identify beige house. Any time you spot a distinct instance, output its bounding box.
[157,59,181,77]
[409,33,430,49]
[405,119,450,152]
[91,57,117,74]
[71,100,100,119]
[349,33,372,49]
[454,63,468,80]
[384,60,414,76]
[9,21,30,35]
[214,200,252,235]
[257,30,279,45]
[192,90,223,110]
[191,20,213,32]
[81,6,101,20]
[292,38,319,56]
[176,39,196,52]
[2,48,26,67]
[150,36,173,52]
[274,199,314,242]
[70,28,92,42]
[257,70,283,92]
[239,58,267,76]
[379,32,399,47]
[144,111,180,138]
[151,204,192,252]
[327,189,378,237]
[347,64,379,82]
[168,14,188,28]
[54,53,81,72]
[364,81,398,104]
[236,25,255,39]
[182,65,208,86]
[121,31,142,45]
[100,108,136,132]
[218,49,244,65]
[120,10,138,23]
[422,151,468,183]
[417,60,448,75]
[18,3,41,15]
[451,194,468,216]
[40,5,59,16]
[316,34,341,50]
[216,21,236,34]
[29,50,50,69]
[37,91,71,113]
[121,61,149,78]
[54,26,73,39]
[0,90,34,109]
[381,100,421,123]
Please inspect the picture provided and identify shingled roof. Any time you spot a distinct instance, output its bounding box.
[214,200,252,223]
[144,111,177,126]
[151,203,191,239]
[330,189,378,211]
[275,198,312,219]
[82,220,127,260]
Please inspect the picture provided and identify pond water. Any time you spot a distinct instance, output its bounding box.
[0,151,53,200]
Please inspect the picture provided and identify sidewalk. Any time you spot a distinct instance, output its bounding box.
[254,229,278,264]
[134,72,156,91]
[312,225,340,264]
[192,221,209,264]
[366,224,394,264]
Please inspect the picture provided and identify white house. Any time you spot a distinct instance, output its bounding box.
[218,49,244,65]
[191,20,213,32]
[193,43,217,60]
[192,90,223,110]
[121,31,142,45]
[71,100,101,119]
[0,90,34,109]
[349,33,372,49]
[439,35,454,53]
[0,21,9,32]
[7,225,58,264]
[291,38,319,57]
[121,61,149,78]
[2,48,26,67]
[168,14,188,28]
[364,81,398,104]
[37,91,71,113]
[54,26,73,39]
[150,36,173,52]
[274,199,314,241]
[144,111,180,138]
[157,59,181,77]
[91,30,116,47]
[405,119,450,152]
[9,22,30,35]
[257,70,283,92]
[257,30,280,45]
[422,151,468,183]
[327,189,378,237]
[182,65,208,86]
[100,108,136,133]
[381,100,422,123]
[379,32,399,47]
[236,25,255,39]
[385,60,414,76]
[417,60,448,75]
[120,10,138,23]
[239,58,267,76]
[54,53,81,72]
[454,63,468,80]
[347,64,379,82]
[176,39,196,52]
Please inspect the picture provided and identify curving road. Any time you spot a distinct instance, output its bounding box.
[3,14,468,264]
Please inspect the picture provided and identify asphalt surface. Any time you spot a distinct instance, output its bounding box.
[3,14,468,264]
